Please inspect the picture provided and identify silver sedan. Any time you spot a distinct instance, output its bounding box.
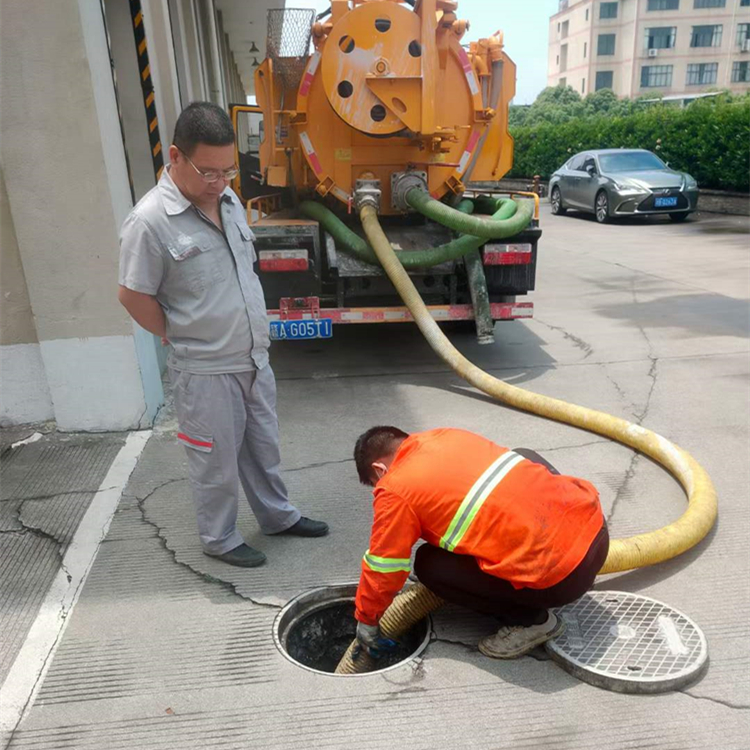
[548,149,699,223]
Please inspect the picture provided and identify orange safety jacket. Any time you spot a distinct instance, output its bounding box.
[355,428,604,625]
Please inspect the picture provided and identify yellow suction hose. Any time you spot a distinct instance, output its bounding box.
[335,201,717,675]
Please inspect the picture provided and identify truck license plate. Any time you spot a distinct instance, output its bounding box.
[270,319,333,341]
[654,197,678,208]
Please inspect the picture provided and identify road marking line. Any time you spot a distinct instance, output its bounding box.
[0,430,151,738]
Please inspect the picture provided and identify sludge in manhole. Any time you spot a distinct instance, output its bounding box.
[275,584,431,675]
[283,599,428,674]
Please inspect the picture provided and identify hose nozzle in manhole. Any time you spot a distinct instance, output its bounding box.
[274,584,431,676]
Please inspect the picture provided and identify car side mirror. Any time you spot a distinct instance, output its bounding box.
[586,165,597,177]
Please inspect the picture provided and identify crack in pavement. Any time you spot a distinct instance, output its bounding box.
[432,636,551,662]
[607,283,661,526]
[680,691,750,711]
[0,486,119,504]
[133,479,281,612]
[601,365,635,419]
[532,318,594,359]
[535,439,610,454]
[284,457,354,473]
[5,502,73,583]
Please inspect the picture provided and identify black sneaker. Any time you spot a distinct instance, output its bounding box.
[274,517,329,537]
[205,543,267,568]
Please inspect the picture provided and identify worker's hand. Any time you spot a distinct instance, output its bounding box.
[354,621,398,660]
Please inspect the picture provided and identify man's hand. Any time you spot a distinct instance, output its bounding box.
[354,621,398,660]
[118,286,167,338]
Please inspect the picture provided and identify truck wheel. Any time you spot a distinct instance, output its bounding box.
[595,191,610,224]
[669,212,690,223]
[550,187,566,215]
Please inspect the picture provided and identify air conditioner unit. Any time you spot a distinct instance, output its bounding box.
[648,48,659,58]
[741,39,750,52]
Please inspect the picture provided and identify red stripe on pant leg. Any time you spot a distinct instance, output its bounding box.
[178,433,213,448]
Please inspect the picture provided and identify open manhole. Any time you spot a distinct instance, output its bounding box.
[274,584,431,676]
[546,590,708,693]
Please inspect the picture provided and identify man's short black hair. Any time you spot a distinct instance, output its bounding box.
[172,101,235,156]
[354,426,409,485]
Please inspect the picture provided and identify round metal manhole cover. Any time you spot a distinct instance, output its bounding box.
[545,590,708,693]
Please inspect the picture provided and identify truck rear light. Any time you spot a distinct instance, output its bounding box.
[259,250,309,272]
[483,243,532,265]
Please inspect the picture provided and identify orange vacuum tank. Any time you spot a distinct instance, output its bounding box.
[255,0,516,215]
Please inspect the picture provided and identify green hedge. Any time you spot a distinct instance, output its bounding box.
[508,94,750,193]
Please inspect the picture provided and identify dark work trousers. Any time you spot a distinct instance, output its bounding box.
[414,448,610,626]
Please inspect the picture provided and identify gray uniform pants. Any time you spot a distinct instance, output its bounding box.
[169,365,301,554]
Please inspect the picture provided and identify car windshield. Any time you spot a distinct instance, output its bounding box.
[599,152,667,173]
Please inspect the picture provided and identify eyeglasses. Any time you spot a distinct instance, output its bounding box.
[177,147,239,183]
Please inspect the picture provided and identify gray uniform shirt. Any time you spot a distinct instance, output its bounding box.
[119,168,269,374]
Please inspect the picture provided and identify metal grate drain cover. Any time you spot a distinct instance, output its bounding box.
[545,590,708,693]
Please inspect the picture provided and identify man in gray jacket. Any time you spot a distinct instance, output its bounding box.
[118,102,327,568]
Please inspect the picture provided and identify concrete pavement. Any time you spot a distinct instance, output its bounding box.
[1,207,748,748]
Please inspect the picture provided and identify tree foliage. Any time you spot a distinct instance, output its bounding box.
[507,88,750,192]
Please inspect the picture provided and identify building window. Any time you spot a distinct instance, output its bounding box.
[559,77,567,87]
[686,62,719,84]
[732,61,750,81]
[562,20,569,38]
[742,0,750,7]
[586,8,590,20]
[582,78,586,93]
[598,33,616,55]
[646,27,677,48]
[561,44,568,71]
[595,70,614,89]
[647,0,679,9]
[584,41,588,58]
[737,24,750,47]
[556,54,560,65]
[600,2,618,18]
[693,0,725,7]
[641,64,673,87]
[691,25,723,47]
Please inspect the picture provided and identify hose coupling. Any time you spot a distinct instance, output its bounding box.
[391,170,428,212]
[354,179,382,212]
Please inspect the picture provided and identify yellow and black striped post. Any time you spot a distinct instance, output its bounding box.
[130,0,164,181]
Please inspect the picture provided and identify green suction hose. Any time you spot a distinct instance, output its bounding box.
[299,197,531,270]
[405,188,534,239]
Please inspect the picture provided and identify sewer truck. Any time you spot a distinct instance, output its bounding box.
[229,0,541,344]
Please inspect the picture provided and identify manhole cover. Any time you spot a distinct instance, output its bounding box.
[274,584,431,676]
[545,590,708,693]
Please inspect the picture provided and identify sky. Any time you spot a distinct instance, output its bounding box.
[292,0,560,105]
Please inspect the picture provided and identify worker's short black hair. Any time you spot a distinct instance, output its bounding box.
[354,426,409,485]
[172,101,235,156]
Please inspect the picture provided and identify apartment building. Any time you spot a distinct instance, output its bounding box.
[548,0,750,98]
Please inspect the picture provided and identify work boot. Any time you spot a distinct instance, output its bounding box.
[478,612,565,659]
[273,516,329,537]
[205,543,267,568]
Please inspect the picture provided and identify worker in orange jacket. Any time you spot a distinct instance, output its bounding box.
[353,426,609,659]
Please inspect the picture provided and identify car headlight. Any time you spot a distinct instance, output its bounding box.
[613,182,646,195]
[683,174,698,189]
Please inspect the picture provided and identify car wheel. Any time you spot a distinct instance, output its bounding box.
[550,186,566,215]
[595,191,610,224]
[669,212,689,223]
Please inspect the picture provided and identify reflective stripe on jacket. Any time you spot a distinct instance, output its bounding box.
[354,428,603,625]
